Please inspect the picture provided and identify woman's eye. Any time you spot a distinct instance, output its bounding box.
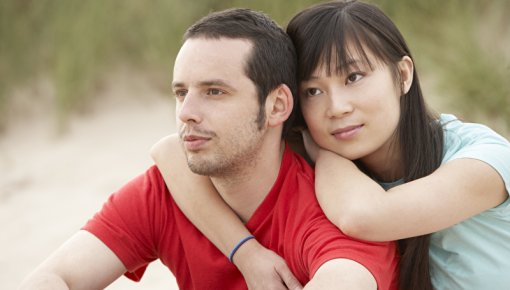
[207,88,224,95]
[346,73,363,84]
[306,88,323,97]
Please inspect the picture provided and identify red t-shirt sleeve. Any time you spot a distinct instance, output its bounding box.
[288,169,399,290]
[82,166,170,281]
[302,219,399,290]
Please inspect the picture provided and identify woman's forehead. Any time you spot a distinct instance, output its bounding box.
[309,44,385,77]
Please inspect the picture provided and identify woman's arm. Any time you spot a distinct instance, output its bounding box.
[315,149,507,241]
[151,134,250,256]
[150,134,302,290]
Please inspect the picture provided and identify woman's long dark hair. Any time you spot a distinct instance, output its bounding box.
[287,1,444,289]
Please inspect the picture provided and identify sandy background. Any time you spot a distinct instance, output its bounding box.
[0,72,179,289]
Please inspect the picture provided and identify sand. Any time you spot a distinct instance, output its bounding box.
[0,73,179,289]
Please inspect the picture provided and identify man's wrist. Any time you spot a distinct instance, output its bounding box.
[231,237,261,269]
[229,235,256,263]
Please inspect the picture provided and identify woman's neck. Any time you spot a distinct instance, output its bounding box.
[360,143,403,183]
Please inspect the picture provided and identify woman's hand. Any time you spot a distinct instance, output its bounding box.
[234,240,303,290]
[302,130,320,163]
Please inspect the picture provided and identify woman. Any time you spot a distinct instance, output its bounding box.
[152,1,510,289]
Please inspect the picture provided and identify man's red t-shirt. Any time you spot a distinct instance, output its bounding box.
[83,146,399,289]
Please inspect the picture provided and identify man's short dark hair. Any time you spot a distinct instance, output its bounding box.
[184,8,298,136]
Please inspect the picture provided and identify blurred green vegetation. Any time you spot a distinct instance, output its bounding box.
[380,0,510,134]
[1,0,509,134]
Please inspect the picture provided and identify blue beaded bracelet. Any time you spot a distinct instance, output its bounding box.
[229,235,255,263]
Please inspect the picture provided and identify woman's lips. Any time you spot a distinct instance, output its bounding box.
[331,125,363,140]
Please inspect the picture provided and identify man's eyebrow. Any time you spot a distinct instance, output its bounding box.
[172,79,235,89]
[172,82,185,89]
[198,79,233,88]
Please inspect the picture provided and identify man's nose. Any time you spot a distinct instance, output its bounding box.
[177,92,202,124]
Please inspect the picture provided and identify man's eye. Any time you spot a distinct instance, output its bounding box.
[207,88,224,95]
[174,90,187,98]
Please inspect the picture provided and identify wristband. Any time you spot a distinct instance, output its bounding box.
[228,235,255,263]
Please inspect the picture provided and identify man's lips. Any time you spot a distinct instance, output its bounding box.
[331,125,363,140]
[182,134,211,151]
[183,135,210,142]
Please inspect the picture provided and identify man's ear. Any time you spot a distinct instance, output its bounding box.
[399,55,414,94]
[265,84,294,128]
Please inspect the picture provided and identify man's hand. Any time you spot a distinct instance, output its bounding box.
[234,239,303,290]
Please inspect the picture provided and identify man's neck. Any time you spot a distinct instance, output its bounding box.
[210,141,285,223]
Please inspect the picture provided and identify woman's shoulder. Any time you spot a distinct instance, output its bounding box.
[440,114,510,151]
[439,114,510,165]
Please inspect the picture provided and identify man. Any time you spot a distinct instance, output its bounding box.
[20,8,398,289]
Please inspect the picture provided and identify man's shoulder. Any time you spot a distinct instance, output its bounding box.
[277,147,317,208]
[114,165,169,202]
[147,164,166,180]
[132,165,166,185]
[285,146,314,176]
